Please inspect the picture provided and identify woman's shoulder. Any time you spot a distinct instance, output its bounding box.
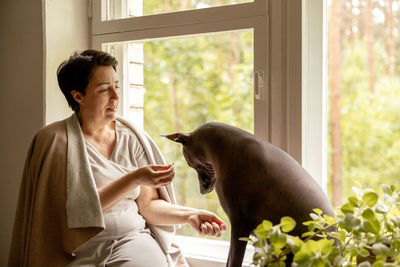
[36,118,67,140]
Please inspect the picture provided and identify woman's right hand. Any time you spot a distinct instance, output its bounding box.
[132,164,175,188]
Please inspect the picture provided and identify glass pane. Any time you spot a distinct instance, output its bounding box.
[103,0,253,20]
[142,30,254,240]
[327,0,400,208]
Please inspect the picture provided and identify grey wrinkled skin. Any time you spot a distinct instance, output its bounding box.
[163,122,334,267]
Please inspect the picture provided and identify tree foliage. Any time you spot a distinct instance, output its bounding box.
[328,4,400,202]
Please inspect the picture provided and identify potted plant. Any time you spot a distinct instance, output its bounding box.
[241,183,400,266]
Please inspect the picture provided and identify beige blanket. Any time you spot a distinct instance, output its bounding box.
[9,114,184,266]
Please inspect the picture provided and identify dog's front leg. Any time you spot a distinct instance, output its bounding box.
[226,222,250,267]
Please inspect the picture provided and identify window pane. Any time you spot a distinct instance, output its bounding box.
[103,30,253,240]
[327,0,400,208]
[103,0,253,20]
[142,30,253,240]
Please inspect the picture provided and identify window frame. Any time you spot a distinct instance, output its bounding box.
[91,0,327,265]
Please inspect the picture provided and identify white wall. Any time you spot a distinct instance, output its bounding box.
[46,0,91,124]
[0,0,89,265]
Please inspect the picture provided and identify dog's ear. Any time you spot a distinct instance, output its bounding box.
[161,133,190,145]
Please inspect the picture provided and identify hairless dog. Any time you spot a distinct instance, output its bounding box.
[163,122,334,267]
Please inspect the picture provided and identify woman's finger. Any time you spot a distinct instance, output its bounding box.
[151,164,174,171]
[151,168,174,179]
[205,222,214,236]
[200,223,208,235]
[212,222,221,237]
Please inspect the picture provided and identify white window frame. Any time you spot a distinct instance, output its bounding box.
[90,0,327,265]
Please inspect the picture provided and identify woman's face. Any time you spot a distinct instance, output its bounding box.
[73,65,119,123]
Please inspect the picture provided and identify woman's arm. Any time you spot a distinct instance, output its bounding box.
[137,186,228,237]
[98,164,174,212]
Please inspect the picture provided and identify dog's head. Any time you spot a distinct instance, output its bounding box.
[162,132,216,194]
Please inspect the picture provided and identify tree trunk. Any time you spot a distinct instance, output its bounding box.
[349,0,354,43]
[366,0,375,93]
[387,0,395,76]
[329,0,343,208]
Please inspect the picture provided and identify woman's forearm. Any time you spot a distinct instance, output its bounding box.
[98,165,174,212]
[98,172,139,212]
[139,199,197,225]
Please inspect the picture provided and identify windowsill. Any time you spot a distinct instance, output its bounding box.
[174,235,254,267]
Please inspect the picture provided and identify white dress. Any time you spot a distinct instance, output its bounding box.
[67,121,168,267]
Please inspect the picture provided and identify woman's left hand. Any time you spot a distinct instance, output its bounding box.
[187,210,228,237]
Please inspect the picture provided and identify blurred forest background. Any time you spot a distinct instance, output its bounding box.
[123,0,400,240]
[328,0,400,209]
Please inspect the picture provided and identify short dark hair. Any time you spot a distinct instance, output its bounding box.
[57,49,118,112]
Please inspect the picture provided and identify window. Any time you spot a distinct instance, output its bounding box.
[327,0,400,208]
[92,0,321,265]
[102,0,254,19]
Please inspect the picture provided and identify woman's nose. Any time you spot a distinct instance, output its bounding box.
[110,87,119,100]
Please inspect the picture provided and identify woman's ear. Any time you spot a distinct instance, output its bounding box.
[71,90,84,105]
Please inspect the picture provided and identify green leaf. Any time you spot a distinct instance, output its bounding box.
[254,220,272,239]
[393,239,400,249]
[269,228,280,243]
[274,233,287,249]
[359,248,370,257]
[390,215,400,227]
[341,202,355,214]
[313,208,323,216]
[384,194,395,203]
[371,260,385,267]
[344,213,361,230]
[371,243,390,257]
[357,261,371,267]
[316,239,334,254]
[362,189,379,207]
[375,204,389,214]
[382,184,392,196]
[301,231,314,238]
[310,213,320,220]
[293,247,312,263]
[280,216,296,233]
[363,220,380,235]
[390,184,396,192]
[323,214,337,225]
[354,181,362,189]
[349,196,359,206]
[361,208,376,220]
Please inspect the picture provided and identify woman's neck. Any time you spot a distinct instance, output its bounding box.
[77,112,115,139]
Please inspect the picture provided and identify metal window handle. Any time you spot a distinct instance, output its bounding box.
[255,70,264,99]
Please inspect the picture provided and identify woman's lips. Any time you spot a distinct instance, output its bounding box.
[106,107,117,111]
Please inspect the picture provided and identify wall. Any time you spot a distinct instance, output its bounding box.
[0,0,89,265]
[45,0,91,124]
[0,0,45,264]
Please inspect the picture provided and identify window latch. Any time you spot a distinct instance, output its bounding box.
[254,70,264,100]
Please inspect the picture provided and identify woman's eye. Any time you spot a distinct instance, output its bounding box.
[99,88,109,93]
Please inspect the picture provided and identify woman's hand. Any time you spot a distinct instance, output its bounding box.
[187,209,228,237]
[133,164,175,188]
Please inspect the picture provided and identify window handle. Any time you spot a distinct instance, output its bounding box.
[254,70,264,99]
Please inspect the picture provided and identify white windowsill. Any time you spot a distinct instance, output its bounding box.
[174,235,254,267]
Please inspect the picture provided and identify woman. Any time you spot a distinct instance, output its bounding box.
[9,50,227,266]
